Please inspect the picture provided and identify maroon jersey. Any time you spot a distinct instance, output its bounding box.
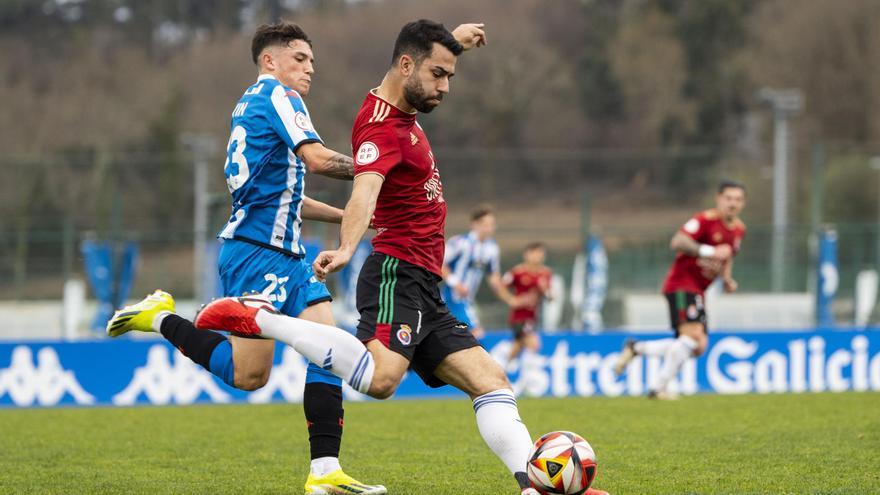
[352,91,447,276]
[503,264,553,324]
[662,208,746,295]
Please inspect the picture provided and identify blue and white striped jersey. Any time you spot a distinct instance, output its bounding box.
[218,74,322,257]
[443,231,500,303]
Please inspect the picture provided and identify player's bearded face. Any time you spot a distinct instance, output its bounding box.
[403,70,441,113]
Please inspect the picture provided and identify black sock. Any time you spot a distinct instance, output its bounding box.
[304,382,343,460]
[160,314,227,370]
[514,471,530,490]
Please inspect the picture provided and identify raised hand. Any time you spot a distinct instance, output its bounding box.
[452,23,487,51]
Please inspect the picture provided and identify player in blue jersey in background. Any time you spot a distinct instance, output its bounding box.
[106,22,385,494]
[442,204,518,338]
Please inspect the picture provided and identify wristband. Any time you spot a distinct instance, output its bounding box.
[698,244,716,258]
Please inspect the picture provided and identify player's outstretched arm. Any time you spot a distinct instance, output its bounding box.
[488,272,519,307]
[723,259,738,293]
[301,196,343,224]
[313,173,384,280]
[452,23,487,51]
[297,142,355,180]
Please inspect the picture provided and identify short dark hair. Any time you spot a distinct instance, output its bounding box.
[524,242,546,253]
[718,179,747,195]
[251,21,311,65]
[470,204,494,222]
[391,19,463,67]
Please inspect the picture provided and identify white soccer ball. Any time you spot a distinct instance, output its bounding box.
[527,431,597,495]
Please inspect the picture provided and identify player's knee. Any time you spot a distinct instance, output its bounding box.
[367,374,402,400]
[469,362,511,397]
[234,369,270,391]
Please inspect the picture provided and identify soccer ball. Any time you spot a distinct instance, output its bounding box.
[527,431,597,495]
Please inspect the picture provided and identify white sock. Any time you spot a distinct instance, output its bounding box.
[473,389,533,477]
[653,335,697,392]
[255,311,374,394]
[634,338,675,357]
[310,456,341,477]
[152,311,173,332]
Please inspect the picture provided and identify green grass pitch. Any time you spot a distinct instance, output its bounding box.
[1,392,878,494]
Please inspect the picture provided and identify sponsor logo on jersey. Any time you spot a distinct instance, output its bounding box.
[356,141,379,165]
[410,132,419,146]
[294,111,313,131]
[397,325,412,346]
[423,165,444,202]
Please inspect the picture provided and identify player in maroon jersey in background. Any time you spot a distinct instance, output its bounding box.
[615,181,747,400]
[503,242,554,369]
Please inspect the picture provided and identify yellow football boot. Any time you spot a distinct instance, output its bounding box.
[304,469,387,495]
[106,290,175,337]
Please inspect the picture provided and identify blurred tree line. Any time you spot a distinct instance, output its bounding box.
[1,0,879,237]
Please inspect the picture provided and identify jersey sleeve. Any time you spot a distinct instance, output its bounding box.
[266,85,322,153]
[353,125,402,177]
[679,213,707,242]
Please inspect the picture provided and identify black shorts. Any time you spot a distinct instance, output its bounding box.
[665,291,707,335]
[511,321,536,339]
[355,252,481,388]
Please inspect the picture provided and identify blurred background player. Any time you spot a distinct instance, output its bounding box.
[502,242,553,370]
[105,22,385,494]
[441,204,519,338]
[615,180,747,400]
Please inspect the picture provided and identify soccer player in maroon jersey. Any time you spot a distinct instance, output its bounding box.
[503,242,554,367]
[195,20,608,495]
[615,181,747,400]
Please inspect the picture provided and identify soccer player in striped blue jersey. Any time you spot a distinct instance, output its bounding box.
[107,22,384,494]
[442,205,517,338]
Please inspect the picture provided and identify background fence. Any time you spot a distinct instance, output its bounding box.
[2,144,879,334]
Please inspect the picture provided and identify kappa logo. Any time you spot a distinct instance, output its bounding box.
[113,345,231,406]
[356,141,379,165]
[397,325,412,346]
[0,346,95,406]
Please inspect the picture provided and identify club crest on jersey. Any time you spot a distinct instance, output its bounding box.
[356,141,379,165]
[713,232,723,243]
[294,111,313,131]
[397,325,412,346]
